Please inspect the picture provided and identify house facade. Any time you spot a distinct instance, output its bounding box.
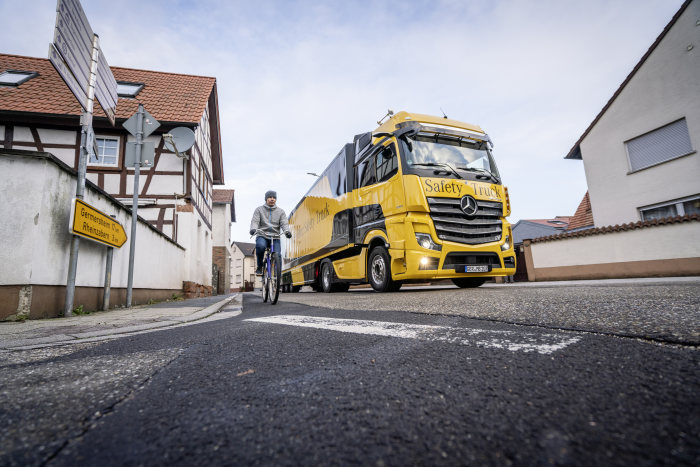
[1,53,226,312]
[212,189,235,294]
[522,0,700,281]
[565,0,699,225]
[231,242,259,292]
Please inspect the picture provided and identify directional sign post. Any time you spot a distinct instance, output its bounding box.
[123,104,160,307]
[49,0,119,316]
[70,199,127,248]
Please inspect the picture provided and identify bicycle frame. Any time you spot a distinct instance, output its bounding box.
[253,230,281,304]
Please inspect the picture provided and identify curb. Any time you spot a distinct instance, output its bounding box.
[0,295,239,351]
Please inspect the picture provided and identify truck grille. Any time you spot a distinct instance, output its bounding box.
[427,197,503,245]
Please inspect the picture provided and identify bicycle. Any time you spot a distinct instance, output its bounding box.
[252,230,282,305]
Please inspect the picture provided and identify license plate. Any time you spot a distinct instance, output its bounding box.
[456,265,490,273]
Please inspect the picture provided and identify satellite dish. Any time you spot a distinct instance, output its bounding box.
[162,127,195,158]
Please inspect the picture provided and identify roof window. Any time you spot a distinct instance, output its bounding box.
[117,81,144,97]
[0,70,37,86]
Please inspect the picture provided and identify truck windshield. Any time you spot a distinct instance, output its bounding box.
[404,134,500,181]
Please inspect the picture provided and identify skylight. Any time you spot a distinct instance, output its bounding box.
[116,81,144,97]
[0,70,37,86]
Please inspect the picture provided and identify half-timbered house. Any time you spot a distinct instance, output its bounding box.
[1,53,225,292]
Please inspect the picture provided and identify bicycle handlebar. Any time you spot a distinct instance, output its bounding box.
[251,229,281,239]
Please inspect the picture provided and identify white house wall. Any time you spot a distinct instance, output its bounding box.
[0,152,186,290]
[580,2,700,227]
[212,204,231,246]
[177,210,212,286]
[531,223,700,268]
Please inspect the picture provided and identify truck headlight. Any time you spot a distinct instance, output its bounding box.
[415,233,441,251]
[501,235,511,251]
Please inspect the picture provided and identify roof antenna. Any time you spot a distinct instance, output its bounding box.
[440,107,448,119]
[377,109,394,125]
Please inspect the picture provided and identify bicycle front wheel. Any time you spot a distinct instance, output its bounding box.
[262,260,270,303]
[270,253,281,304]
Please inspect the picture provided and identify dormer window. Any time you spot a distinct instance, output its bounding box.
[116,81,144,97]
[0,70,37,86]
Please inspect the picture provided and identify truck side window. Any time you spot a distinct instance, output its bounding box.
[357,157,376,188]
[376,144,398,183]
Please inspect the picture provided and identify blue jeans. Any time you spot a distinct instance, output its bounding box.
[256,236,280,269]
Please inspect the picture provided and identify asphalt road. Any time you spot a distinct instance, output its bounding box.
[1,283,698,466]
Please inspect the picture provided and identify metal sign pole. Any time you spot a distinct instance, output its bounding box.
[126,104,144,307]
[64,34,100,317]
[103,247,113,310]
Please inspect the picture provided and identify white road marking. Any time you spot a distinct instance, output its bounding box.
[245,315,581,354]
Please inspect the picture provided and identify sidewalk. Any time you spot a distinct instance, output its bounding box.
[0,293,241,351]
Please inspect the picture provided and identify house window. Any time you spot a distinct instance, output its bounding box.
[639,195,700,221]
[0,70,37,86]
[626,118,694,172]
[89,136,120,166]
[117,81,144,97]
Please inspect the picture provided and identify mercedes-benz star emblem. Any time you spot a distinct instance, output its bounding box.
[460,195,479,216]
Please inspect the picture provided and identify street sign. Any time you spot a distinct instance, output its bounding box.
[53,0,93,95]
[70,199,127,248]
[123,109,160,138]
[125,142,155,167]
[51,0,118,126]
[95,50,117,125]
[49,43,88,109]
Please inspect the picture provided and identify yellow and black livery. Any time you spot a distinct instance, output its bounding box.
[282,111,515,292]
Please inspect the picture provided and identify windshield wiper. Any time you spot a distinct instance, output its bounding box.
[456,166,500,184]
[411,162,463,179]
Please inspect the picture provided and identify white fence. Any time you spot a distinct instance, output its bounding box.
[522,218,700,281]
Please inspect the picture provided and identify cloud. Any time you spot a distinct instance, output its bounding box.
[2,0,686,242]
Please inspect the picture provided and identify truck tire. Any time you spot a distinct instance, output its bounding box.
[452,278,486,288]
[320,261,334,293]
[368,246,396,292]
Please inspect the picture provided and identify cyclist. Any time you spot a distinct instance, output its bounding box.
[250,190,292,275]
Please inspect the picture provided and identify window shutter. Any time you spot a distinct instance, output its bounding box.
[626,119,693,172]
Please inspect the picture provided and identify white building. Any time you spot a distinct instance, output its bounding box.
[522,0,700,281]
[212,189,236,294]
[0,53,227,317]
[565,0,699,225]
[231,242,259,292]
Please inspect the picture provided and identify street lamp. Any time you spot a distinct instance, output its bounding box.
[307,172,320,177]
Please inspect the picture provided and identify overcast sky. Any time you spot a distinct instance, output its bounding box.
[1,0,686,242]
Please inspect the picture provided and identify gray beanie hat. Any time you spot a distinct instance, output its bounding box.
[265,190,277,200]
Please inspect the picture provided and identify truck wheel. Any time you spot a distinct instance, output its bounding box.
[452,278,486,288]
[368,246,395,292]
[292,285,301,293]
[320,261,334,293]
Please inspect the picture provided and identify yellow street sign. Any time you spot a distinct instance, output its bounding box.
[70,199,127,248]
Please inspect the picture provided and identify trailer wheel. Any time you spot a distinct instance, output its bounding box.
[292,285,301,293]
[451,278,486,288]
[368,246,396,292]
[320,261,334,293]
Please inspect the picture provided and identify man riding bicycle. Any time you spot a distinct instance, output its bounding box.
[250,190,292,275]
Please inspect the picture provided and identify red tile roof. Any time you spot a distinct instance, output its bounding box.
[567,192,594,230]
[0,53,215,125]
[531,214,699,243]
[213,189,235,204]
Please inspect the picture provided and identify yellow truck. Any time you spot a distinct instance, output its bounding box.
[281,111,515,292]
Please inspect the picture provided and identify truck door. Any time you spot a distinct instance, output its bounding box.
[354,142,402,245]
